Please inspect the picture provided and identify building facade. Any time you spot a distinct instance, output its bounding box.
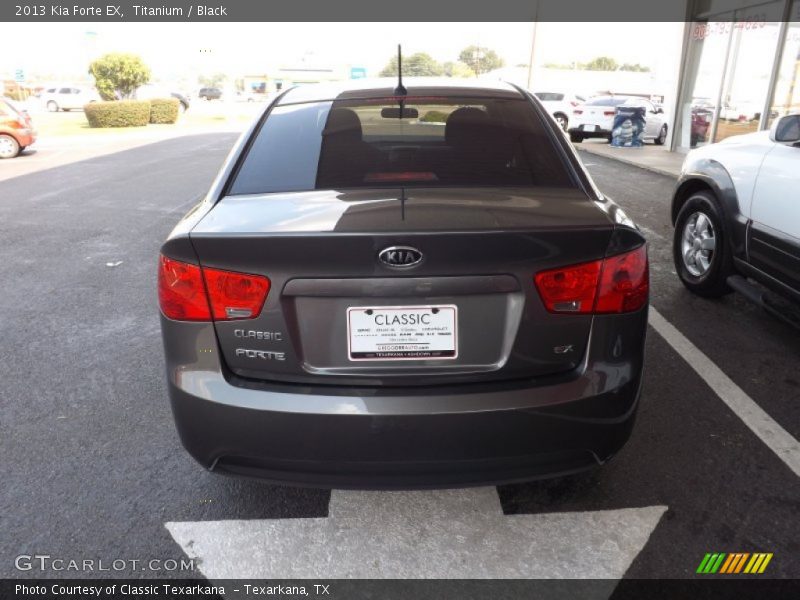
[671,0,800,151]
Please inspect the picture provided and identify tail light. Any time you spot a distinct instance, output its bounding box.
[570,101,580,107]
[534,245,648,314]
[573,109,583,115]
[158,255,270,321]
[603,110,616,116]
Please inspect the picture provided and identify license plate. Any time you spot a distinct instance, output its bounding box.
[347,305,458,361]
[583,124,598,132]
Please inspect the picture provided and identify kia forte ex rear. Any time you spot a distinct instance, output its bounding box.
[158,79,648,488]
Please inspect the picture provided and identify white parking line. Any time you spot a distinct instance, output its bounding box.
[649,307,800,478]
[167,487,666,579]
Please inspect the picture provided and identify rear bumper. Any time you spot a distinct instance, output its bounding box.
[162,310,647,489]
[568,125,612,139]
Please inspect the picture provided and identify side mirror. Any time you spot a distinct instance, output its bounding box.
[770,114,800,144]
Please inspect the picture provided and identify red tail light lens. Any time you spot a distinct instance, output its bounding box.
[603,110,616,116]
[534,261,601,314]
[534,245,648,315]
[158,255,212,321]
[158,255,270,321]
[595,245,649,313]
[573,109,583,115]
[203,266,270,321]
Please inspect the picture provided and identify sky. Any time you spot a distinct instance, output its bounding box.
[2,22,685,84]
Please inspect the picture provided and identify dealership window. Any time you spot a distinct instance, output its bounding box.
[674,15,734,150]
[767,1,800,125]
[674,0,784,151]
[713,17,781,142]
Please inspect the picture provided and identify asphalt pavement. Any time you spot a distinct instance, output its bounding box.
[0,135,797,583]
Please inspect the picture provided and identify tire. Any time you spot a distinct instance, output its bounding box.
[569,132,583,143]
[673,191,734,297]
[47,101,59,112]
[654,125,667,146]
[554,113,568,131]
[0,134,21,159]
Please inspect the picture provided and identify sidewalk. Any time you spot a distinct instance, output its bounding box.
[576,139,685,178]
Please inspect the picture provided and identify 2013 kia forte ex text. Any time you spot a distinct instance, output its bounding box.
[157,79,649,488]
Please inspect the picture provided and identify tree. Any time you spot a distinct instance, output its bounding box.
[458,46,503,75]
[379,53,444,77]
[443,61,475,78]
[88,53,151,100]
[199,73,228,88]
[583,56,619,71]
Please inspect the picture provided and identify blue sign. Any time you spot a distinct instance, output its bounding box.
[611,106,646,147]
[350,67,367,79]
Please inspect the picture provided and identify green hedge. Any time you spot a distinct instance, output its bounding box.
[84,100,151,128]
[420,110,449,123]
[149,97,180,124]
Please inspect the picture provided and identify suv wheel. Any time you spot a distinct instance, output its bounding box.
[673,191,733,297]
[554,113,568,131]
[0,134,21,159]
[47,101,59,112]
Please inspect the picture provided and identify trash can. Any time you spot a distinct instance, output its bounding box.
[611,105,646,147]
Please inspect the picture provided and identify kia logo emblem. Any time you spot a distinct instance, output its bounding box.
[378,246,423,268]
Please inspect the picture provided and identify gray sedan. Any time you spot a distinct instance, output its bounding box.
[158,79,649,488]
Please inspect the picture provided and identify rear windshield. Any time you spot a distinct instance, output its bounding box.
[229,96,574,194]
[584,97,628,107]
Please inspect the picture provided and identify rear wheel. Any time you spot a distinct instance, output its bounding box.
[47,101,59,112]
[654,125,667,145]
[0,134,21,159]
[569,132,583,143]
[673,191,733,297]
[554,113,568,131]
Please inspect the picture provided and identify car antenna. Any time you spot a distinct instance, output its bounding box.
[394,44,407,97]
[394,44,407,119]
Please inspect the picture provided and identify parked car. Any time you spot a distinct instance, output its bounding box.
[158,79,649,488]
[671,113,800,317]
[690,106,713,147]
[569,96,668,144]
[39,86,99,112]
[0,97,36,159]
[135,84,190,113]
[198,87,222,100]
[533,91,586,131]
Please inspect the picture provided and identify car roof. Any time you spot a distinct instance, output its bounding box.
[276,78,525,105]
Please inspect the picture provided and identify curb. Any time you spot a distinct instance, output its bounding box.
[576,144,682,179]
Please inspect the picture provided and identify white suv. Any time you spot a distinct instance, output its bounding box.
[671,113,800,315]
[40,86,100,112]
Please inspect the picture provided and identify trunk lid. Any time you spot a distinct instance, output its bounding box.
[190,187,614,386]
